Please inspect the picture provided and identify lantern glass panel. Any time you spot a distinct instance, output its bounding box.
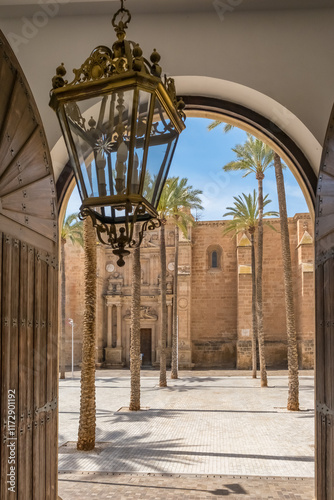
[62,89,143,203]
[151,133,178,208]
[130,90,151,195]
[143,98,179,207]
[58,110,86,200]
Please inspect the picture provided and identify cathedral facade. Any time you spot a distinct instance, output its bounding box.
[63,213,314,371]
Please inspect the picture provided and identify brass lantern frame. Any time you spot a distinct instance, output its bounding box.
[49,1,185,265]
[50,74,184,219]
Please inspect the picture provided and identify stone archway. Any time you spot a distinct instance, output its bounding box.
[182,95,317,212]
[0,31,58,500]
[54,83,331,499]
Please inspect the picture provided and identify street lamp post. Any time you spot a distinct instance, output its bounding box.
[49,0,185,266]
[68,318,74,378]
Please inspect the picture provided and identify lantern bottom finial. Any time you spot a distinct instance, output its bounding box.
[113,248,130,267]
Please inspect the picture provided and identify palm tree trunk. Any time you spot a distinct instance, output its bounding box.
[159,221,167,387]
[256,174,268,387]
[274,153,299,411]
[77,217,96,451]
[250,232,257,379]
[171,223,179,379]
[60,240,66,379]
[129,229,141,411]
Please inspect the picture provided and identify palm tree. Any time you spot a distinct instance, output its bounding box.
[77,217,96,451]
[60,213,83,379]
[223,191,278,378]
[157,213,168,388]
[274,153,299,411]
[209,121,300,405]
[223,133,274,387]
[157,184,174,388]
[129,225,141,410]
[159,177,203,379]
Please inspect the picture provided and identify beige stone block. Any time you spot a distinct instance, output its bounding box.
[238,265,252,274]
[237,340,252,369]
[237,233,251,247]
[104,347,124,367]
[178,349,194,369]
[302,262,314,273]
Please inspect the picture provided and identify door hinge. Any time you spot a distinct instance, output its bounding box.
[316,401,334,417]
[35,397,57,414]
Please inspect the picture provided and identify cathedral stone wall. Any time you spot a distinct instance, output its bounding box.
[191,222,237,368]
[62,214,314,371]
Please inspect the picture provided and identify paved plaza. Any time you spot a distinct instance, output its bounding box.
[58,370,315,499]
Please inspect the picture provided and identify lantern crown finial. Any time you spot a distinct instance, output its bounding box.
[112,0,131,41]
[50,1,185,121]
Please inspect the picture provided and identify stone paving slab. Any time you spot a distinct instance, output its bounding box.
[58,370,314,478]
[58,370,315,498]
[58,472,315,499]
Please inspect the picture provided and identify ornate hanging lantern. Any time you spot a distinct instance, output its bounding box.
[49,0,185,266]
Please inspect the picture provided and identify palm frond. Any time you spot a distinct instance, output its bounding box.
[158,176,204,232]
[223,190,277,237]
[207,120,235,133]
[61,213,84,247]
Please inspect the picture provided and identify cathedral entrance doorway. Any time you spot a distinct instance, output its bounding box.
[140,329,152,366]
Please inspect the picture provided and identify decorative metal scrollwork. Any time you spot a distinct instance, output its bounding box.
[79,204,161,267]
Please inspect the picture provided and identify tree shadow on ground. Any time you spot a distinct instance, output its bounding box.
[58,418,314,476]
[58,475,248,496]
[58,429,195,473]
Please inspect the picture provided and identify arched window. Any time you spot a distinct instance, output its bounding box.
[207,245,222,271]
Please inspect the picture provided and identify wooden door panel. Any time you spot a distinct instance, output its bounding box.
[315,102,334,499]
[317,171,334,196]
[0,59,16,127]
[140,329,152,365]
[0,211,57,243]
[0,83,36,169]
[0,36,57,248]
[0,127,47,196]
[1,176,56,216]
[18,242,28,500]
[0,32,58,500]
[0,236,58,500]
[316,195,334,217]
[0,76,21,155]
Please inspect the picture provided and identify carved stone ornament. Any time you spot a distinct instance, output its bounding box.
[178,265,190,275]
[107,272,123,294]
[124,305,158,320]
[106,262,115,273]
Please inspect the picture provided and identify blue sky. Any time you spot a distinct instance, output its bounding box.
[65,117,309,220]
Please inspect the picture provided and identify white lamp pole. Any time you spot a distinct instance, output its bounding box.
[69,318,74,378]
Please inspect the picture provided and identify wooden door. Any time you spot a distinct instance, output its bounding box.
[140,329,152,366]
[0,32,58,499]
[315,103,334,499]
